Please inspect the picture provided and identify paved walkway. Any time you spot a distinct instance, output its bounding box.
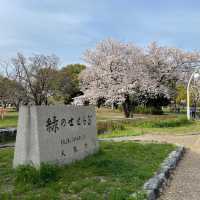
[103,134,200,200]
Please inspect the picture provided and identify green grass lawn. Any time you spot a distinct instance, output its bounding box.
[1,108,199,138]
[0,141,175,200]
[92,109,200,138]
[0,112,18,128]
[0,108,124,128]
[98,113,200,138]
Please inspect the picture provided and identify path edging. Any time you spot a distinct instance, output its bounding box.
[143,145,185,200]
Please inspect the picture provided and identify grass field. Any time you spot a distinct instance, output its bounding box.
[96,108,200,138]
[0,141,175,200]
[0,112,18,128]
[0,108,124,128]
[98,114,200,138]
[0,108,199,138]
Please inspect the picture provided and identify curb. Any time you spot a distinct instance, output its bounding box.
[143,146,185,200]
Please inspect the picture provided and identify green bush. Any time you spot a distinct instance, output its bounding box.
[39,163,59,184]
[15,165,39,185]
[151,116,191,128]
[0,134,16,144]
[137,116,191,128]
[15,163,60,186]
[97,121,126,134]
[134,105,163,115]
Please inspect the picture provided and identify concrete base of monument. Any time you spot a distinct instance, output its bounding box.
[13,105,99,168]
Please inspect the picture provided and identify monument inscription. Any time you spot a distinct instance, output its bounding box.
[13,105,99,167]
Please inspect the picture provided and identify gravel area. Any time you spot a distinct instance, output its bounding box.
[102,134,200,200]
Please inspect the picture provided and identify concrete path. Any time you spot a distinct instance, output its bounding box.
[102,134,200,200]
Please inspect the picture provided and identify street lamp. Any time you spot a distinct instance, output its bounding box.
[187,71,200,120]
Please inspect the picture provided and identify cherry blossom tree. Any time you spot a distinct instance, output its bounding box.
[80,39,145,100]
[77,39,200,117]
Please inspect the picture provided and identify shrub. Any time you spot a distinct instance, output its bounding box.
[97,121,126,134]
[0,129,16,144]
[151,116,191,128]
[136,116,191,128]
[15,165,39,185]
[134,105,163,115]
[39,163,59,184]
[15,163,60,186]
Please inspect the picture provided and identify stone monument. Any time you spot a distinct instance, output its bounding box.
[13,105,99,167]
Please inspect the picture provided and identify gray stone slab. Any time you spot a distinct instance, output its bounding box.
[13,105,99,167]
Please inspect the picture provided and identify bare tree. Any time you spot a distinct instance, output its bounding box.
[8,53,59,105]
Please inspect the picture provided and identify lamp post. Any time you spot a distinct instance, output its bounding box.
[187,71,200,120]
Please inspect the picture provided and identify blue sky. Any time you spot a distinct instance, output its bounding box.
[1,0,200,65]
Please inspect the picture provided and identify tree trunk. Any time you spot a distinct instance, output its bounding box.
[122,94,131,118]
